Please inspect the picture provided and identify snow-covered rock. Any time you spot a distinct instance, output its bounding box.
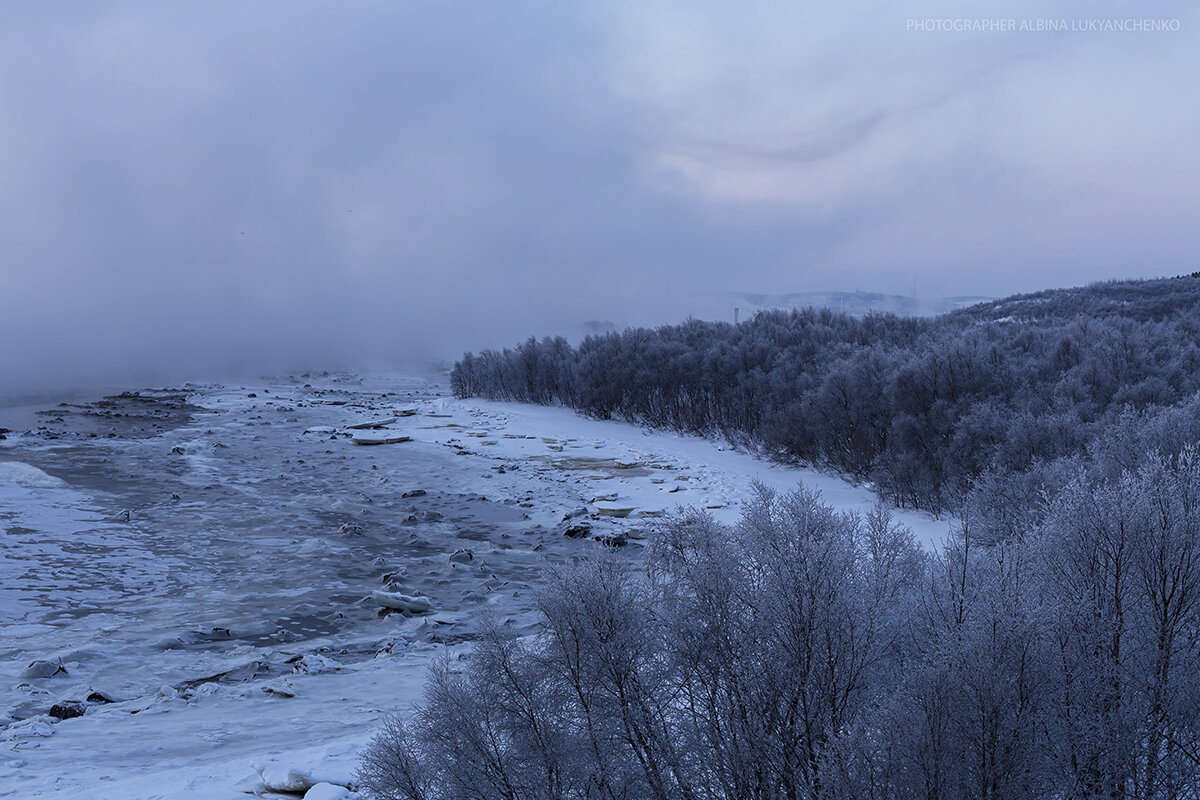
[305,782,357,800]
[253,751,356,794]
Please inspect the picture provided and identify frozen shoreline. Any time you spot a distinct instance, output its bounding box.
[0,372,952,798]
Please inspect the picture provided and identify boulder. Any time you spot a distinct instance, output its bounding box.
[49,700,86,720]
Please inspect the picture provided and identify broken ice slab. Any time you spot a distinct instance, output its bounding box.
[350,431,411,445]
[371,590,432,613]
[345,417,398,430]
[594,505,635,518]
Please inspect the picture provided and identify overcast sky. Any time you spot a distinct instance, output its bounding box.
[2,1,1197,389]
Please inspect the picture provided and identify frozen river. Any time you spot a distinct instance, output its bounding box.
[0,371,951,798]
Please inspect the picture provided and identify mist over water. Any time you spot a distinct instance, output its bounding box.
[2,2,1198,393]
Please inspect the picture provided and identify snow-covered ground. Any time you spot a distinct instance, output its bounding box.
[0,372,952,798]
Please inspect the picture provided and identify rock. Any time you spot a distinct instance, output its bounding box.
[170,445,185,455]
[401,489,427,498]
[449,548,474,564]
[49,700,86,720]
[562,524,591,539]
[86,690,118,704]
[21,659,67,679]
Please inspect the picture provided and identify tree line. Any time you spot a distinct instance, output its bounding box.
[450,276,1200,516]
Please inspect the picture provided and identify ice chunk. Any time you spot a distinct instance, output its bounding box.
[0,462,67,489]
[371,590,432,613]
[350,431,411,445]
[346,417,397,430]
[594,505,634,518]
[21,659,67,679]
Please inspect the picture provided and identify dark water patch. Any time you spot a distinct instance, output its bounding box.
[28,391,210,440]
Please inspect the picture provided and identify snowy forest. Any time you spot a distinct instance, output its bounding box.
[450,276,1200,520]
[355,276,1200,800]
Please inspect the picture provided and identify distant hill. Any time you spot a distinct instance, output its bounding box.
[952,274,1200,324]
[728,290,994,318]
